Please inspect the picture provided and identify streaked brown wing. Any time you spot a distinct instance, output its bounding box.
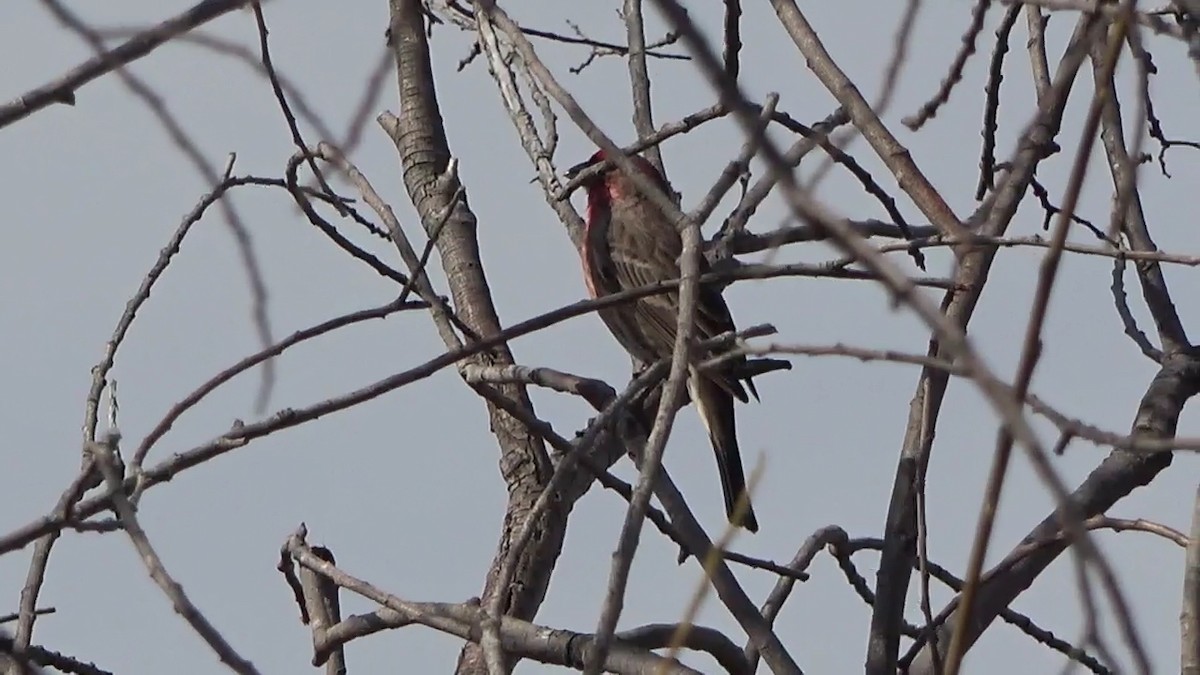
[607,224,751,402]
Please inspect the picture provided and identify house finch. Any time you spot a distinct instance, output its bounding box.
[568,150,760,532]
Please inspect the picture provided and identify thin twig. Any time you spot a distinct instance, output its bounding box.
[91,435,259,674]
[904,0,992,130]
[976,5,1022,199]
[0,0,252,128]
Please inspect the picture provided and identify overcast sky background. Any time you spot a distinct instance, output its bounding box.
[3,1,1200,673]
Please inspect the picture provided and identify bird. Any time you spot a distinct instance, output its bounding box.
[567,149,760,532]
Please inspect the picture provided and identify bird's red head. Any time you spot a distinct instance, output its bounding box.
[572,149,663,185]
[568,149,668,228]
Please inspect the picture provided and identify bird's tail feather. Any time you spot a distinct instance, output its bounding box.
[688,371,759,532]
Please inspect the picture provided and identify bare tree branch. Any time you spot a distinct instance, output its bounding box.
[1183,484,1200,675]
[0,0,252,129]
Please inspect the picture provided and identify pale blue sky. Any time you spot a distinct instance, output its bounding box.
[3,1,1200,673]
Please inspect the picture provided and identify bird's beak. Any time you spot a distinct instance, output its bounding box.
[565,157,599,180]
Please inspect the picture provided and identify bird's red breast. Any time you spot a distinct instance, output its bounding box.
[576,150,667,300]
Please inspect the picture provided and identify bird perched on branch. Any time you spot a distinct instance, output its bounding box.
[567,149,760,532]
